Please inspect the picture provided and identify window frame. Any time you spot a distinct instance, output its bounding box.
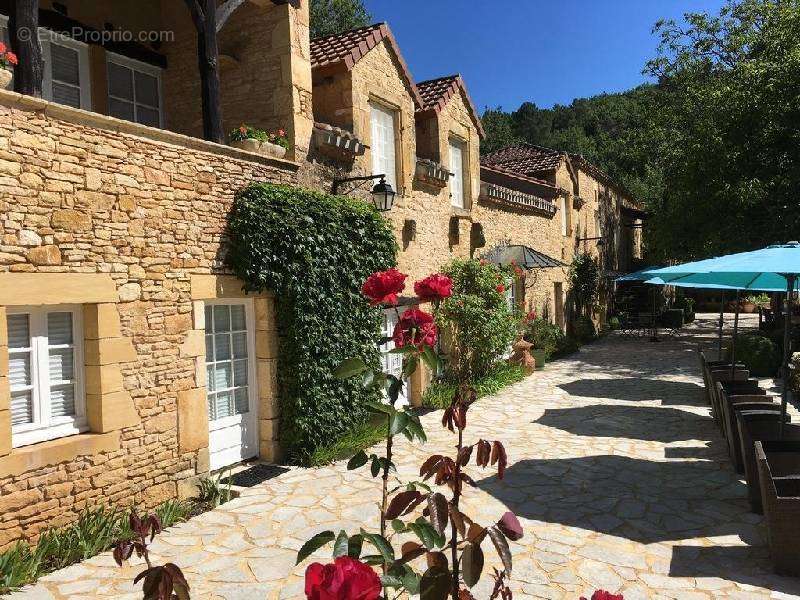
[7,305,87,448]
[369,100,399,193]
[105,51,164,128]
[40,28,92,110]
[449,137,466,209]
[203,299,258,428]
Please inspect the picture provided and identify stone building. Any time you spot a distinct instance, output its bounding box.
[0,2,642,549]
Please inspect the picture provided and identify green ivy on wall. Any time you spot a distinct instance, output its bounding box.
[227,183,397,463]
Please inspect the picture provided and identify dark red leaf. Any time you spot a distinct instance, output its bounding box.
[453,405,466,430]
[385,490,423,520]
[466,523,486,544]
[129,512,142,536]
[147,514,163,541]
[461,542,484,587]
[457,444,473,466]
[426,550,448,570]
[475,440,491,467]
[488,526,513,573]
[427,493,448,535]
[491,441,508,479]
[449,505,466,538]
[496,511,523,541]
[420,455,445,480]
[442,407,455,432]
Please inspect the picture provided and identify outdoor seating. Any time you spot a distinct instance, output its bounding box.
[738,414,798,513]
[708,373,758,424]
[698,348,745,405]
[717,394,781,472]
[756,440,800,576]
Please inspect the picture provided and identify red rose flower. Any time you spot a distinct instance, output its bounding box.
[278,128,286,137]
[524,310,537,323]
[0,43,6,54]
[580,591,624,600]
[496,284,505,294]
[393,308,437,349]
[414,273,453,302]
[305,556,381,600]
[362,268,407,306]
[6,52,17,66]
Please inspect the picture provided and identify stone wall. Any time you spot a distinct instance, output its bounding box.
[0,91,295,550]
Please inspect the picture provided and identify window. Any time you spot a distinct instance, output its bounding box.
[370,102,397,191]
[560,197,569,236]
[449,140,465,209]
[107,53,162,127]
[41,32,91,109]
[204,302,253,421]
[7,306,86,447]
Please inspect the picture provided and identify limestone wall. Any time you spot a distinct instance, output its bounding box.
[0,91,295,550]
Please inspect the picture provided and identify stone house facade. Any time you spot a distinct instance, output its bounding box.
[0,4,642,549]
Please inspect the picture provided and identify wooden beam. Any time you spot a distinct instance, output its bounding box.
[9,0,43,97]
[216,0,248,33]
[196,0,224,143]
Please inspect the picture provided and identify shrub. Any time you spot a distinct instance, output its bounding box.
[574,315,597,343]
[422,363,526,409]
[436,259,521,380]
[728,332,782,377]
[569,252,599,317]
[227,183,396,462]
[525,318,579,360]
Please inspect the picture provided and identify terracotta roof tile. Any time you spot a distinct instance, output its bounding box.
[481,143,565,175]
[416,75,485,138]
[310,23,423,108]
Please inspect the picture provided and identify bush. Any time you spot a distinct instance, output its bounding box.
[422,363,526,410]
[608,316,621,330]
[728,332,782,377]
[437,259,521,380]
[524,318,579,360]
[227,183,396,462]
[574,316,596,343]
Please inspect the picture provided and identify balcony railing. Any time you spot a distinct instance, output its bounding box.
[479,182,557,217]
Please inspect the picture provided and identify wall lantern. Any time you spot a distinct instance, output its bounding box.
[332,174,396,212]
[577,235,605,247]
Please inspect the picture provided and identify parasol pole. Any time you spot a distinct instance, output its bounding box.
[730,289,740,378]
[718,291,726,360]
[781,275,796,437]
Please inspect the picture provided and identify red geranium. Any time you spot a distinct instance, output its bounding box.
[524,310,537,323]
[414,273,453,302]
[362,268,407,306]
[305,556,381,600]
[496,284,505,294]
[580,591,624,600]
[393,308,437,349]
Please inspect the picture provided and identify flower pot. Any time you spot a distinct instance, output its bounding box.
[531,349,546,369]
[0,68,12,90]
[230,138,287,159]
[742,302,757,314]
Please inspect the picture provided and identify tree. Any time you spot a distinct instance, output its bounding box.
[310,0,371,39]
[644,0,800,260]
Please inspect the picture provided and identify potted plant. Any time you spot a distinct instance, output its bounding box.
[524,311,547,368]
[0,43,18,90]
[229,124,289,159]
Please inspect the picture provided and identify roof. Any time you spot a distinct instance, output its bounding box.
[482,244,565,270]
[480,164,562,195]
[416,75,485,139]
[310,23,423,109]
[568,153,636,203]
[481,143,566,175]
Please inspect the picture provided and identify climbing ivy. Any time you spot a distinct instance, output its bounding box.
[227,183,397,462]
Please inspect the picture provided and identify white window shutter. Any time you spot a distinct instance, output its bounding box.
[450,143,464,208]
[47,312,76,418]
[7,314,33,426]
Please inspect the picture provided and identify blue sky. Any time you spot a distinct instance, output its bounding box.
[363,0,728,112]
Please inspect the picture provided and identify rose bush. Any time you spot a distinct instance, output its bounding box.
[393,308,437,350]
[362,268,407,306]
[305,556,382,600]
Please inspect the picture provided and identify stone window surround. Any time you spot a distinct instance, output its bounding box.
[367,94,405,196]
[185,275,280,466]
[0,273,139,477]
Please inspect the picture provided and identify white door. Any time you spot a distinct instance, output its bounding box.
[370,103,397,191]
[381,309,408,407]
[205,300,258,470]
[449,141,464,208]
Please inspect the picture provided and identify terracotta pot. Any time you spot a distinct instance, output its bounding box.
[230,138,287,159]
[0,68,13,90]
[741,302,757,314]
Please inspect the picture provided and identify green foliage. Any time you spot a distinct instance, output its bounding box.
[729,332,782,377]
[308,413,388,466]
[524,319,579,361]
[422,363,526,410]
[0,501,191,594]
[197,470,234,508]
[229,124,290,149]
[568,252,599,318]
[227,183,396,462]
[437,259,521,380]
[310,0,371,38]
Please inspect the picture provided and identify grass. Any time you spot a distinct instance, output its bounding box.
[0,499,192,595]
[422,363,526,410]
[308,413,389,467]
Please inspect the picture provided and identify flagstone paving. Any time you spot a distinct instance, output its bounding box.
[14,314,800,599]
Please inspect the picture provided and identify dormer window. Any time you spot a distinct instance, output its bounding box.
[370,102,398,192]
[449,139,465,209]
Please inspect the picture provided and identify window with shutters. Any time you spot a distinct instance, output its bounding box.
[204,302,253,422]
[6,306,86,447]
[370,102,398,192]
[449,139,466,208]
[41,32,91,109]
[106,53,162,127]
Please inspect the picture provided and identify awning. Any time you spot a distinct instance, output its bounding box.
[482,245,565,269]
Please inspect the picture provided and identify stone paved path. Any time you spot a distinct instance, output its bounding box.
[15,314,800,599]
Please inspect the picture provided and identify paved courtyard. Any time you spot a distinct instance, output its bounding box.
[16,314,800,599]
